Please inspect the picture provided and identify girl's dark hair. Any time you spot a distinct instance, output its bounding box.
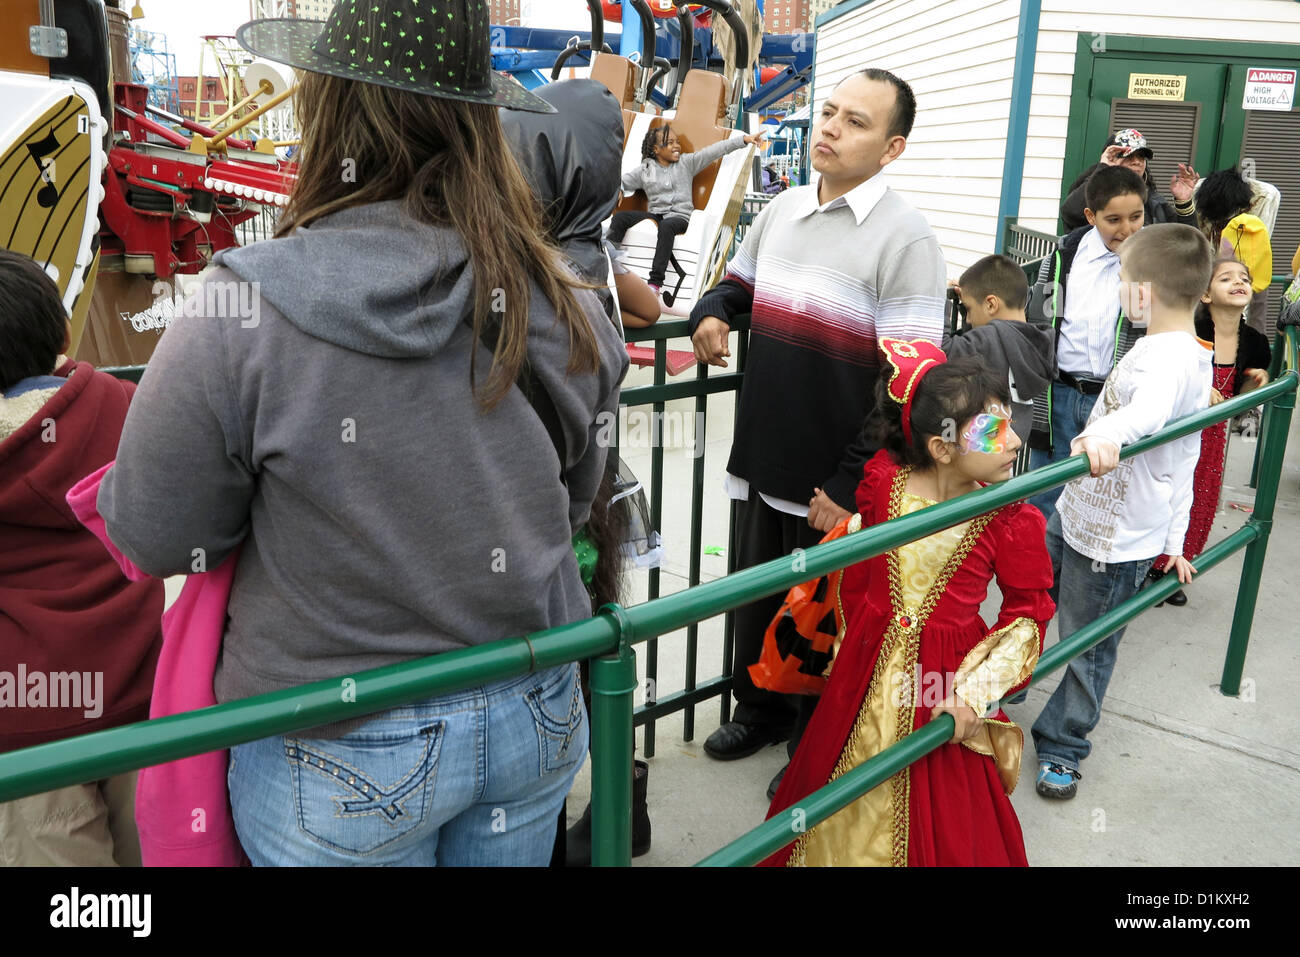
[0,249,67,393]
[641,124,674,161]
[1196,169,1255,241]
[866,357,1012,468]
[584,462,629,611]
[277,69,601,412]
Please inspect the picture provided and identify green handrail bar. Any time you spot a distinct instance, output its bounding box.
[696,524,1260,868]
[15,328,1295,866]
[700,328,1299,867]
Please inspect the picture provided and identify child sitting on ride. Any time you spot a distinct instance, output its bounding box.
[0,248,163,865]
[764,341,1055,866]
[608,123,765,315]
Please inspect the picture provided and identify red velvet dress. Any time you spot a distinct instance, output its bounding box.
[762,451,1055,866]
[1183,364,1236,560]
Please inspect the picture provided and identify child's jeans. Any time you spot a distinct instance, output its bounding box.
[228,662,586,866]
[1027,381,1100,522]
[1031,511,1154,772]
[607,210,690,287]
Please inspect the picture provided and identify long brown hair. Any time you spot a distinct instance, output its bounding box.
[277,69,602,409]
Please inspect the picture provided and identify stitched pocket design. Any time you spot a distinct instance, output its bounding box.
[285,721,444,856]
[524,666,585,776]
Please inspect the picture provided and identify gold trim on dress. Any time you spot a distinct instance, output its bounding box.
[789,466,1000,866]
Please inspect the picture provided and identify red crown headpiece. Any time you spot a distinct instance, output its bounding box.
[879,338,947,445]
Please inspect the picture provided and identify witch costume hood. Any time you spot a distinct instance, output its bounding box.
[501,79,625,287]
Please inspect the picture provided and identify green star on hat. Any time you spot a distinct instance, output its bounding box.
[236,0,555,113]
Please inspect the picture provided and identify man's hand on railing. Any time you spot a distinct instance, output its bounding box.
[931,696,982,744]
[692,315,732,367]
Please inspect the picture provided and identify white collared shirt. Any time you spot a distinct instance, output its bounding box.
[785,172,889,227]
[1055,227,1123,380]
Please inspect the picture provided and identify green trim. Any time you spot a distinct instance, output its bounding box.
[1062,32,1300,231]
[996,0,1043,252]
[1221,66,1251,171]
[1079,34,1300,61]
[816,0,880,29]
[1060,34,1096,232]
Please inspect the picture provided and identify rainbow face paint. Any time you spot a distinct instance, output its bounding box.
[960,407,1013,454]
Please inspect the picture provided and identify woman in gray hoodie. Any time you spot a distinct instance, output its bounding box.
[98,1,627,866]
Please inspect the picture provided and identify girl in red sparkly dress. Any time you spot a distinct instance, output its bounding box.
[763,341,1055,866]
[1154,258,1271,607]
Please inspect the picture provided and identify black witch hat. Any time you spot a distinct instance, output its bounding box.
[236,0,554,113]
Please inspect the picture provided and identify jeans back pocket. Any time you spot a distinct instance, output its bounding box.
[285,720,444,856]
[524,664,585,777]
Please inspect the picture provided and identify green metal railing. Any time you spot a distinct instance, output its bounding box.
[2,328,1294,868]
[619,314,750,755]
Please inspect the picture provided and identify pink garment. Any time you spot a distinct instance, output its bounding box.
[67,463,247,867]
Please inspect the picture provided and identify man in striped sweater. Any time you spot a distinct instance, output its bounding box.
[688,69,946,791]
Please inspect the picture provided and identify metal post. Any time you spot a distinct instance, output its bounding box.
[1249,330,1288,489]
[590,610,637,866]
[1221,381,1295,695]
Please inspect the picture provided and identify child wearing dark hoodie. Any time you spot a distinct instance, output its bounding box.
[947,254,1055,448]
[0,249,163,865]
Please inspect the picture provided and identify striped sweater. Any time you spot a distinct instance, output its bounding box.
[690,182,946,506]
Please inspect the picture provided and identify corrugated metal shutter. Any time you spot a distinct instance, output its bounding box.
[1242,108,1300,338]
[1109,100,1201,195]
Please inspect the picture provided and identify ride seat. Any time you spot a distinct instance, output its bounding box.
[610,69,752,314]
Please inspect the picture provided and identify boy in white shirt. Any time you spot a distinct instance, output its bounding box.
[1032,224,1214,799]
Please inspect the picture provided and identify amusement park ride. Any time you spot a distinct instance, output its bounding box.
[0,0,813,369]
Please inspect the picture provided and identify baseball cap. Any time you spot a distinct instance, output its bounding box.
[1106,128,1154,159]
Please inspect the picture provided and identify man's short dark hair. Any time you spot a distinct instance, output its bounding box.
[0,249,67,393]
[959,254,1030,310]
[853,68,916,140]
[1085,165,1147,214]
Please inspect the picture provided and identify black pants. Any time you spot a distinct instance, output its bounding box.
[607,210,689,287]
[730,493,825,753]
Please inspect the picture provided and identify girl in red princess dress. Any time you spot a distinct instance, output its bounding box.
[1152,258,1271,607]
[763,341,1055,866]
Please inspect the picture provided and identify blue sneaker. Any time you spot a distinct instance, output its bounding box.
[1036,761,1081,799]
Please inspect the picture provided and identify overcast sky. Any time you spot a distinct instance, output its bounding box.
[140,0,594,75]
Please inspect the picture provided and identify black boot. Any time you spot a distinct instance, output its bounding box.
[1145,566,1188,608]
[565,760,651,866]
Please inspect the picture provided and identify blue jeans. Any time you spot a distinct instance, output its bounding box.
[228,662,586,866]
[1027,382,1100,523]
[1030,513,1153,772]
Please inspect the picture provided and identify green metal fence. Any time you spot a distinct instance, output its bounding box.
[618,315,750,756]
[10,294,1295,868]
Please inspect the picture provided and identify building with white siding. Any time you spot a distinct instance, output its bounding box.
[812,0,1300,285]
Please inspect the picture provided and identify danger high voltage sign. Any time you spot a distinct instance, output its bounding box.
[1243,67,1296,111]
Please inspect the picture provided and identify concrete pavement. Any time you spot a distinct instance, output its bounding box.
[563,357,1300,867]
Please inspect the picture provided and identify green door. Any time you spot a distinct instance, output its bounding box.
[1075,56,1229,209]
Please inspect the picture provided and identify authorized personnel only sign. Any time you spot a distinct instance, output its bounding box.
[1242,67,1296,111]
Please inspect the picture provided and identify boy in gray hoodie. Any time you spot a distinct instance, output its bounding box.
[946,254,1056,446]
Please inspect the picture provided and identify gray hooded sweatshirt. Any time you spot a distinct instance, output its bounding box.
[99,201,627,714]
[943,318,1055,443]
